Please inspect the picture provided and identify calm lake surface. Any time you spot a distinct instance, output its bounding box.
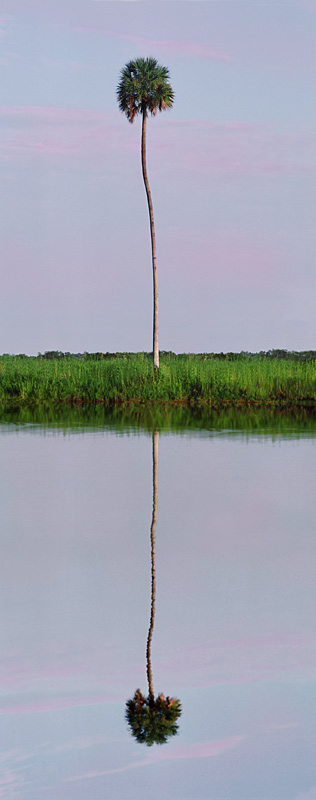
[1,410,316,800]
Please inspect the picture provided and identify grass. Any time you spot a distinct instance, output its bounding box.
[1,351,316,409]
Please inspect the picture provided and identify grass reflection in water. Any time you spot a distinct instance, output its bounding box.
[1,404,316,438]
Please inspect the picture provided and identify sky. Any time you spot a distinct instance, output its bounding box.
[0,0,315,355]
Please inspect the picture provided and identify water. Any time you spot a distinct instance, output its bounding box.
[1,412,316,799]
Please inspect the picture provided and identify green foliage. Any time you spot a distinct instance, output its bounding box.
[1,352,316,408]
[117,57,174,123]
[126,689,182,746]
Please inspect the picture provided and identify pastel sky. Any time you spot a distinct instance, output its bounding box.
[1,0,316,354]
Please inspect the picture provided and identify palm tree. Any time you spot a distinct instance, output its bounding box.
[126,431,182,745]
[126,689,182,746]
[117,58,174,370]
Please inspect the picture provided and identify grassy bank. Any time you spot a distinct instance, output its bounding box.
[1,351,316,408]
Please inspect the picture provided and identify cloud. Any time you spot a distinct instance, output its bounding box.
[0,106,106,122]
[0,14,10,35]
[296,0,316,11]
[65,735,246,781]
[111,31,231,61]
[161,736,247,760]
[152,632,316,691]
[165,228,278,288]
[0,692,121,715]
[0,50,21,65]
[0,771,21,799]
[2,106,315,179]
[0,13,22,66]
[266,722,301,732]
[50,736,116,755]
[156,120,316,178]
[63,25,231,61]
[41,56,98,74]
[295,788,316,800]
[0,745,49,800]
[0,106,126,163]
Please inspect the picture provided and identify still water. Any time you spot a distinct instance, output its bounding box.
[1,412,316,799]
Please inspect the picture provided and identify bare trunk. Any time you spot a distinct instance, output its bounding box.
[141,110,159,371]
[146,430,159,704]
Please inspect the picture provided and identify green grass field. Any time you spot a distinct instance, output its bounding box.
[1,351,316,408]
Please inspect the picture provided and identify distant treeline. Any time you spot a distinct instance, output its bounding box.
[4,349,316,362]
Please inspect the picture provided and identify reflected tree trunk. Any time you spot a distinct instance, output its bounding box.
[125,429,181,745]
[146,429,158,706]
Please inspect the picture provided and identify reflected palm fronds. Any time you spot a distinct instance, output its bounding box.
[126,689,182,747]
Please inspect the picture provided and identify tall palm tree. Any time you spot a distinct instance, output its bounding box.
[126,431,182,746]
[117,58,174,370]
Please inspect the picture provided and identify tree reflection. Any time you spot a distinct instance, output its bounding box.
[125,430,182,746]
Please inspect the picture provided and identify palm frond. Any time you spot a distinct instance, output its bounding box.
[117,57,174,122]
[126,690,182,746]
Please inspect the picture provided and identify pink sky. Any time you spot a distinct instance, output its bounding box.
[0,1,315,353]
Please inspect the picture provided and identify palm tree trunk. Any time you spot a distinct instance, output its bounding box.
[141,110,159,371]
[146,430,159,705]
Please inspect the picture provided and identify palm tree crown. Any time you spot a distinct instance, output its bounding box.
[126,690,182,746]
[117,57,174,123]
